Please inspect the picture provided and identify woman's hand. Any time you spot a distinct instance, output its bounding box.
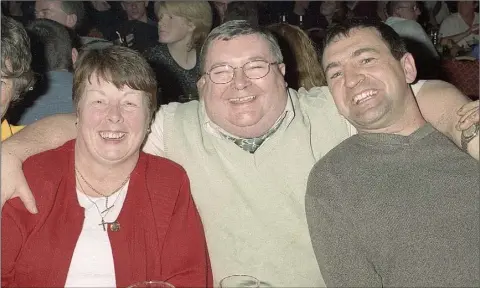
[1,147,37,213]
[456,100,479,131]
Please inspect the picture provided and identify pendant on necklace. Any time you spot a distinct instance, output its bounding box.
[110,221,121,232]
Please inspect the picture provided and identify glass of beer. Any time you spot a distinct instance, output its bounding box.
[127,281,175,288]
[219,275,260,288]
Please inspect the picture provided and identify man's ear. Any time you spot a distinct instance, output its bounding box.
[66,14,77,29]
[71,48,78,65]
[401,53,417,84]
[197,76,206,90]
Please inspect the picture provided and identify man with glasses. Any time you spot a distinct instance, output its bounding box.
[1,20,478,286]
[385,1,440,78]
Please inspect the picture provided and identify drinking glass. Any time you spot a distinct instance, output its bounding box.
[127,281,175,288]
[219,275,260,288]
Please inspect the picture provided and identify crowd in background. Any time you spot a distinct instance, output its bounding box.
[1,1,479,125]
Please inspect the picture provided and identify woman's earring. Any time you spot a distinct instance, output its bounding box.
[146,127,151,134]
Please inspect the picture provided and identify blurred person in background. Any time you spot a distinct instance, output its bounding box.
[268,23,325,90]
[1,16,35,141]
[385,1,440,79]
[145,1,212,104]
[9,19,78,125]
[439,1,478,49]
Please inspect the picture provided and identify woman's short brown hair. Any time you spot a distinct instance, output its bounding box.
[73,46,157,121]
[155,1,213,50]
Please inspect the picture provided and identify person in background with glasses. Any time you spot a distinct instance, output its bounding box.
[385,1,440,79]
[1,15,35,141]
[1,20,479,287]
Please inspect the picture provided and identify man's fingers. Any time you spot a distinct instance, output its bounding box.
[457,100,479,115]
[457,109,480,130]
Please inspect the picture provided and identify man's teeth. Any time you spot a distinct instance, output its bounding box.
[229,96,256,103]
[353,90,377,104]
[100,131,126,140]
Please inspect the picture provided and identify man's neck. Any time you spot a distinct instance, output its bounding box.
[358,94,427,136]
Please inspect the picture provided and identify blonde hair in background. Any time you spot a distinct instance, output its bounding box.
[267,23,326,90]
[155,1,213,50]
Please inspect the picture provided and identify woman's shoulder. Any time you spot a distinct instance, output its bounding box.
[141,152,188,180]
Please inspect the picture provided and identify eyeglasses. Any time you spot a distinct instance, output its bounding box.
[397,5,419,12]
[204,60,280,84]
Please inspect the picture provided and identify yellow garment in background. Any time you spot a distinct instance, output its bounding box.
[1,120,24,141]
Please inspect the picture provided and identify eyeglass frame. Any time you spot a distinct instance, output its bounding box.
[203,60,282,84]
[396,4,419,12]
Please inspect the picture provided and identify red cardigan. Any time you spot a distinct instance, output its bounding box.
[2,140,212,287]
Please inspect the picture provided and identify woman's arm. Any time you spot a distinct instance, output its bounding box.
[416,80,478,160]
[1,113,77,213]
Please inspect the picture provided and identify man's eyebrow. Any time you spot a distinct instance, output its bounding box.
[352,47,379,57]
[324,47,380,74]
[324,62,340,75]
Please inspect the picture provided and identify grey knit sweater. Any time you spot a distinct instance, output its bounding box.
[306,124,479,287]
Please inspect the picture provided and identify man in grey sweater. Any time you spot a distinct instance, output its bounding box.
[306,20,479,287]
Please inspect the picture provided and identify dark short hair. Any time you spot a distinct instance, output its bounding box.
[27,19,76,72]
[199,20,283,73]
[224,1,259,25]
[322,19,408,62]
[73,46,157,122]
[1,15,35,101]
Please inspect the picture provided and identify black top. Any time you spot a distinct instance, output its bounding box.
[144,43,200,105]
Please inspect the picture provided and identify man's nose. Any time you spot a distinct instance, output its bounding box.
[232,68,250,90]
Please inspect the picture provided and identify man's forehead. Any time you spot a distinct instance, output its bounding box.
[206,35,273,64]
[36,0,61,10]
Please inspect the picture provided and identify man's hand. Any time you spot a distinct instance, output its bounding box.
[1,147,37,213]
[470,24,479,35]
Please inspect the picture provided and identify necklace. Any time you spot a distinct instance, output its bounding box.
[76,174,126,231]
[75,166,130,213]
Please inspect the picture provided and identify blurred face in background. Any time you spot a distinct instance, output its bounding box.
[122,1,148,22]
[395,1,421,21]
[35,0,76,28]
[320,1,337,16]
[157,8,194,45]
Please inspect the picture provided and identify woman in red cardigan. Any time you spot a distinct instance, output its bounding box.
[1,45,212,287]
